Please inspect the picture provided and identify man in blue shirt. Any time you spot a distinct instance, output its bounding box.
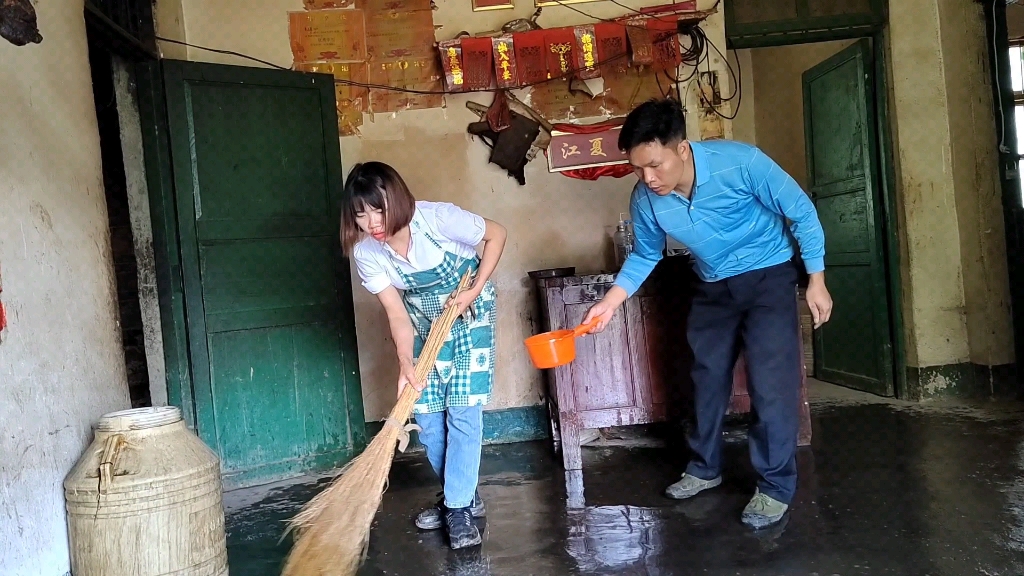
[583,99,833,529]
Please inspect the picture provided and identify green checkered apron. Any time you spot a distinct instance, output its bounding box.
[392,220,496,414]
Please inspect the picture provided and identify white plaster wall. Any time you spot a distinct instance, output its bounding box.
[176,0,729,420]
[937,0,1014,367]
[888,0,971,368]
[0,2,132,575]
[888,0,1013,370]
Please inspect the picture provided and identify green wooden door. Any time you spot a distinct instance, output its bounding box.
[160,60,365,487]
[803,39,894,396]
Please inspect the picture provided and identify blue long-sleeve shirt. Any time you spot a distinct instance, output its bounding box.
[614,140,826,296]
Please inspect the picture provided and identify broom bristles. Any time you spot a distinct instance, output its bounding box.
[281,270,475,576]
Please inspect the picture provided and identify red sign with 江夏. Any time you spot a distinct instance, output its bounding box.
[547,126,629,172]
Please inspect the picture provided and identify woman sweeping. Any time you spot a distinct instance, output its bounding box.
[341,161,507,550]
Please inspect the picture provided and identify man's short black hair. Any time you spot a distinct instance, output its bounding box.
[617,98,686,152]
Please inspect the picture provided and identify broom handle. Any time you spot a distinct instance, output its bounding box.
[390,270,475,419]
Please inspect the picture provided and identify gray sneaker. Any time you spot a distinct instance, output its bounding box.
[664,473,722,500]
[415,491,485,530]
[741,489,789,529]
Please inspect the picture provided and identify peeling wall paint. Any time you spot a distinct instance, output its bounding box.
[0,1,131,574]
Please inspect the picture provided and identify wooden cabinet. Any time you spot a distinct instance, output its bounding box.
[533,257,811,471]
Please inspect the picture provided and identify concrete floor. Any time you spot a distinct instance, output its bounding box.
[224,382,1024,575]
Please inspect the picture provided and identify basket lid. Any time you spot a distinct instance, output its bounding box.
[97,406,183,432]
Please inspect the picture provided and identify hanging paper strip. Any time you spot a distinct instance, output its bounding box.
[573,25,601,80]
[544,28,577,79]
[595,22,629,73]
[492,35,519,89]
[514,29,547,84]
[439,39,465,92]
[625,17,654,66]
[461,36,495,91]
[647,18,681,72]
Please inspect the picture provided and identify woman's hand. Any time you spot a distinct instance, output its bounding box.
[397,358,424,399]
[446,283,481,316]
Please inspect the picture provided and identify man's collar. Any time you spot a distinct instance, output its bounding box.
[689,140,710,187]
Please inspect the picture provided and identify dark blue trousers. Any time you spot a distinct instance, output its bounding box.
[684,261,801,504]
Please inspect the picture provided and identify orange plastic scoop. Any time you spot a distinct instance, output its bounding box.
[524,319,599,369]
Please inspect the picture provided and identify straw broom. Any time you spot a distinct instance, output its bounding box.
[281,270,475,576]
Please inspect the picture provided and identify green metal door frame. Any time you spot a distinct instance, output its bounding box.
[727,27,907,398]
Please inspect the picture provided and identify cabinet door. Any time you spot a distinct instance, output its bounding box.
[562,297,637,413]
[630,295,668,418]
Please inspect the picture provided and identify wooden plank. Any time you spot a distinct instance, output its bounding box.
[205,305,340,334]
[625,296,656,411]
[578,407,662,429]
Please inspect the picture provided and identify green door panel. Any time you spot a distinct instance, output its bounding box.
[803,39,895,396]
[160,59,365,487]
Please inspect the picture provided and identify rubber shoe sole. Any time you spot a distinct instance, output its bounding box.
[742,508,788,530]
[664,475,722,500]
[415,495,485,530]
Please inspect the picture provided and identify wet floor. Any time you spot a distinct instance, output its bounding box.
[225,384,1024,575]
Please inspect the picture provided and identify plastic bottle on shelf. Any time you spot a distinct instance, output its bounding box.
[613,213,634,269]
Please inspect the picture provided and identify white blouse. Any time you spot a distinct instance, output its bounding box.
[353,201,487,294]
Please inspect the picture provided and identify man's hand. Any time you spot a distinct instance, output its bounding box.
[805,272,833,329]
[397,358,424,399]
[581,286,629,334]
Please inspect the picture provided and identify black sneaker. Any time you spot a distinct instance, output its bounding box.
[414,491,485,530]
[445,507,482,549]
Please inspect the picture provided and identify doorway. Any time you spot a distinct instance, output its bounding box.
[728,35,901,397]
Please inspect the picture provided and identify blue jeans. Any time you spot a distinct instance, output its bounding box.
[415,405,484,509]
[685,261,802,504]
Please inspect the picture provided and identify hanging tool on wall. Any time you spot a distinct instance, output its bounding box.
[466,92,545,185]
